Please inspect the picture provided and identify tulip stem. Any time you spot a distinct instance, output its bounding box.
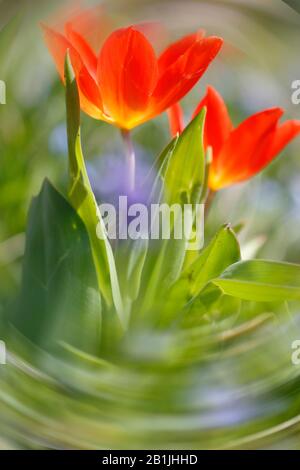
[205,190,216,218]
[121,129,135,193]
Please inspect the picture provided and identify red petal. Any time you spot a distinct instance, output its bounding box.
[65,22,97,79]
[151,36,223,114]
[209,108,283,190]
[76,65,104,120]
[98,27,158,128]
[59,4,112,53]
[158,30,205,73]
[41,24,71,81]
[65,47,104,120]
[267,120,300,162]
[42,24,104,120]
[168,103,184,136]
[192,86,233,156]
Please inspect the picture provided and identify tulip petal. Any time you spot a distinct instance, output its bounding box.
[151,36,223,114]
[98,27,158,128]
[158,30,205,72]
[41,24,71,81]
[65,22,97,79]
[209,108,283,190]
[75,64,105,120]
[267,120,300,163]
[168,103,184,136]
[193,86,233,155]
[62,5,112,53]
[42,24,104,120]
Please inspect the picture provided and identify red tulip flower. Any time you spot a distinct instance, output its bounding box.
[169,86,300,190]
[42,7,223,130]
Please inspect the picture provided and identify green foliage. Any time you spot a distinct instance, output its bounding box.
[2,1,300,450]
[10,179,101,355]
[135,111,207,318]
[64,55,125,327]
[3,35,300,450]
[180,223,241,298]
[12,82,300,336]
[213,259,300,302]
[162,110,206,206]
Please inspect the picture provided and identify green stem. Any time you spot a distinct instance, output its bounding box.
[121,129,135,193]
[205,189,216,218]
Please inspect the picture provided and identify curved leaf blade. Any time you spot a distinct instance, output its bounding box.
[11,180,102,354]
[64,54,125,327]
[181,224,241,298]
[213,259,300,302]
[164,110,206,206]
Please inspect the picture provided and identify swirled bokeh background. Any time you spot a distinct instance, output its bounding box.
[1,0,300,449]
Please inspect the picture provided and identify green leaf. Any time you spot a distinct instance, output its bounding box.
[181,284,236,328]
[163,110,206,206]
[135,113,207,316]
[157,225,240,326]
[213,259,300,302]
[64,54,125,328]
[180,224,241,298]
[116,238,148,310]
[11,180,102,355]
[115,141,178,313]
[148,137,178,206]
[154,136,178,178]
[187,283,224,316]
[126,239,148,300]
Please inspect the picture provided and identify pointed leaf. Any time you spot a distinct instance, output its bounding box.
[136,112,207,316]
[180,224,241,298]
[213,259,300,302]
[11,180,101,354]
[64,54,125,328]
[164,110,206,206]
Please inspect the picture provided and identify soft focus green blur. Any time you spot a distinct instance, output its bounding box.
[1,0,300,449]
